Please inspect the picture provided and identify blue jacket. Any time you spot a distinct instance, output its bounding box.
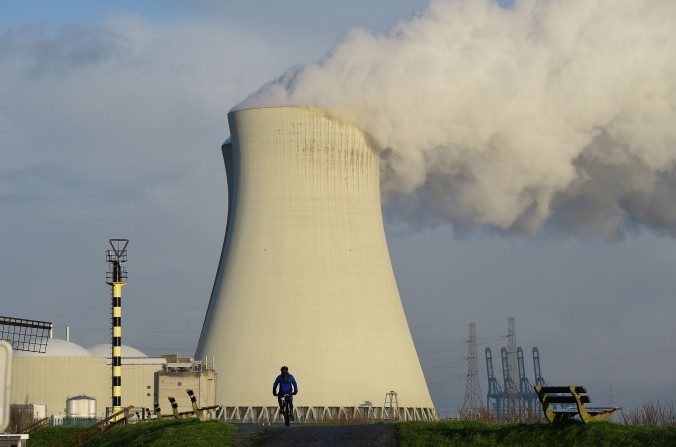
[273,373,298,396]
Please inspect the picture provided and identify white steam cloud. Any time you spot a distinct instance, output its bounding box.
[237,0,676,238]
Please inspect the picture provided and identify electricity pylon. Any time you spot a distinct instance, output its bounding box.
[460,322,484,418]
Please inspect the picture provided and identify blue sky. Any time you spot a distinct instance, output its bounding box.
[0,1,186,25]
[1,0,674,416]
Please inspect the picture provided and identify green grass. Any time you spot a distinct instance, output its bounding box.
[396,421,676,447]
[84,419,235,447]
[29,419,676,447]
[28,426,84,447]
[29,419,235,447]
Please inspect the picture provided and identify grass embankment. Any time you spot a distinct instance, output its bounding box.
[29,419,236,447]
[397,421,676,447]
[29,426,83,447]
[30,419,676,447]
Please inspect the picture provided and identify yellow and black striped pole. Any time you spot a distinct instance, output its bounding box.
[106,239,128,418]
[111,279,125,414]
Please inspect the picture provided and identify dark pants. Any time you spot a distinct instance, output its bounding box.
[277,394,293,413]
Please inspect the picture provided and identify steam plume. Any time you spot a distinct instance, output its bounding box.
[237,0,676,237]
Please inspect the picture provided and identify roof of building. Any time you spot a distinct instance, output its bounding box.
[67,395,95,401]
[88,344,147,358]
[15,339,93,357]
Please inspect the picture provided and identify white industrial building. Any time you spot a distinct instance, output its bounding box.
[10,335,170,419]
[196,106,436,422]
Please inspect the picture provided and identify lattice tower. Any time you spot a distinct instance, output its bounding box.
[503,318,521,418]
[461,322,483,417]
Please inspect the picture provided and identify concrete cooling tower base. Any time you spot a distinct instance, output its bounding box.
[196,107,436,422]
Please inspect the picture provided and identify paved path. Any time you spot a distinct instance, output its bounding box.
[234,423,397,447]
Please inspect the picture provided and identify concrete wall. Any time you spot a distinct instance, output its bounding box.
[122,364,163,411]
[196,107,434,412]
[11,357,108,417]
[155,370,216,413]
[11,358,163,417]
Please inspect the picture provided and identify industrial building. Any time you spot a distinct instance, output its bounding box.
[155,355,217,416]
[10,333,214,420]
[7,107,436,424]
[196,106,436,422]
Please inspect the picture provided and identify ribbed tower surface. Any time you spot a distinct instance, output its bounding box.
[196,107,435,422]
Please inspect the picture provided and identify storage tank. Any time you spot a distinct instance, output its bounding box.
[66,395,96,418]
[196,106,435,421]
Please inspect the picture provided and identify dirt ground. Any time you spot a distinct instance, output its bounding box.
[233,423,397,447]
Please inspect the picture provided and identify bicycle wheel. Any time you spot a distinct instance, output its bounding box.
[283,401,290,426]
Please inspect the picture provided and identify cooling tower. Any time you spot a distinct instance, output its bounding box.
[196,106,435,422]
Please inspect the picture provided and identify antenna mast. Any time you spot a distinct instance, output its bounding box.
[106,238,128,418]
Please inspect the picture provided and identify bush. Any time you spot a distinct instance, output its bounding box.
[621,400,675,427]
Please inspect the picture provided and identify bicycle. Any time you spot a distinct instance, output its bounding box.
[280,393,293,426]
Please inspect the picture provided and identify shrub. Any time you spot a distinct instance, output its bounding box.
[621,400,675,427]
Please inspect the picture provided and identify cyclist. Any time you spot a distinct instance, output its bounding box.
[272,365,298,420]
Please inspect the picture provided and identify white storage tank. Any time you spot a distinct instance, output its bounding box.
[66,395,96,418]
